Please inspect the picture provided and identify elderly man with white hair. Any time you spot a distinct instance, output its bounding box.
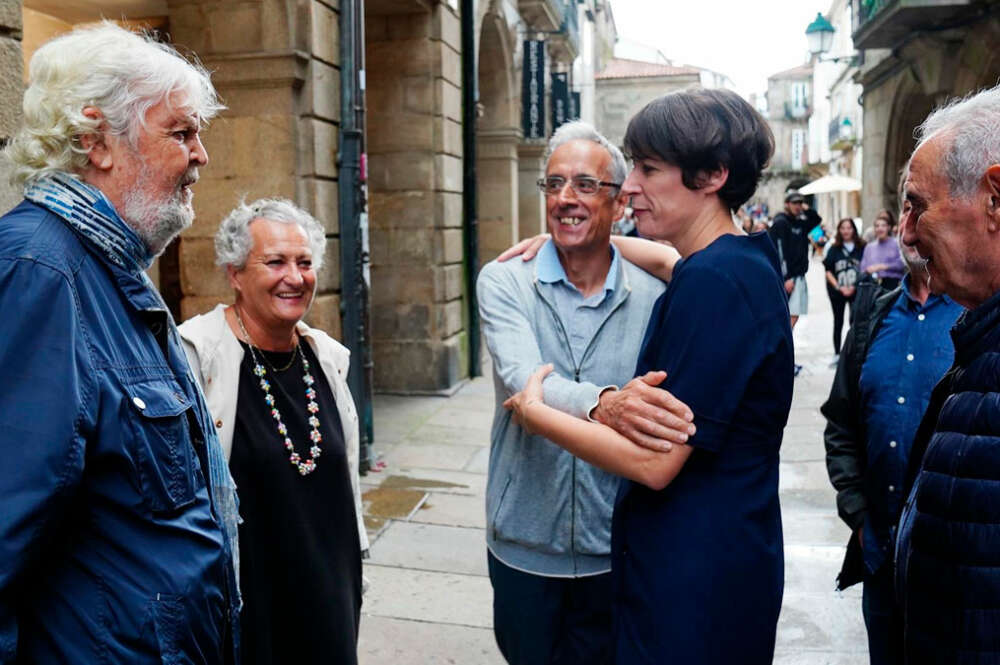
[895,84,1000,662]
[0,23,239,664]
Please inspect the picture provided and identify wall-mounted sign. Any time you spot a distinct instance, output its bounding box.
[551,72,569,131]
[522,40,545,139]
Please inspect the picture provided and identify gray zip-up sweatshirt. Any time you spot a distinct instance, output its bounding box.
[477,243,665,577]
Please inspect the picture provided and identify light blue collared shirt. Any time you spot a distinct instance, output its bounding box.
[537,240,621,363]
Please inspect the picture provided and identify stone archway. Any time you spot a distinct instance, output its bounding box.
[884,80,936,212]
[476,11,520,266]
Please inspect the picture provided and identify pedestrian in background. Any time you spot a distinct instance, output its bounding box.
[769,190,822,376]
[823,217,865,362]
[822,212,961,665]
[860,210,904,291]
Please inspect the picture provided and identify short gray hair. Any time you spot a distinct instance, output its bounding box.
[544,120,627,186]
[915,84,1000,199]
[6,21,223,185]
[215,198,327,271]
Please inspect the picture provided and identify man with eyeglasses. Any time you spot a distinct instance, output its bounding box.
[476,121,683,665]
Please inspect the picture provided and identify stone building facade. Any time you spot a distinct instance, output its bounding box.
[594,58,701,150]
[851,1,1000,221]
[0,0,613,397]
[759,63,814,214]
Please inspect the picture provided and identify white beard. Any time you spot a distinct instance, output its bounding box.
[123,162,198,257]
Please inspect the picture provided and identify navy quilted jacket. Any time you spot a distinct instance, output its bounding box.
[896,289,1000,663]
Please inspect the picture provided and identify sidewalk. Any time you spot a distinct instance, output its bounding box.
[357,255,867,664]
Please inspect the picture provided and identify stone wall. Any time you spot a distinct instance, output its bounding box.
[366,2,466,393]
[859,18,1000,222]
[0,0,22,215]
[594,74,700,150]
[168,0,344,339]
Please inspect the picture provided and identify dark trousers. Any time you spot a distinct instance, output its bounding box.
[827,288,855,355]
[862,564,903,665]
[488,552,613,665]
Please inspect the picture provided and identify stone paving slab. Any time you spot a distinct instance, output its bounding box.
[780,460,837,491]
[358,616,503,665]
[410,492,487,529]
[376,468,488,497]
[362,563,494,628]
[380,442,482,471]
[406,422,491,448]
[368,521,488,576]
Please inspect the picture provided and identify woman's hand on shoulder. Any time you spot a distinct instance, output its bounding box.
[497,234,550,262]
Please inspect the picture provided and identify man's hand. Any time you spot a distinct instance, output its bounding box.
[591,371,695,452]
[784,278,795,294]
[497,234,550,262]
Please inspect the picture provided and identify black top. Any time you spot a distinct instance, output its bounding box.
[612,233,793,663]
[230,340,361,665]
[823,243,864,290]
[768,208,821,278]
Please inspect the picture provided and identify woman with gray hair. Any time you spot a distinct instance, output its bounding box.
[179,198,368,665]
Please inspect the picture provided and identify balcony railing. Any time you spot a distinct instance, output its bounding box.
[784,101,811,121]
[852,0,974,50]
[829,115,857,148]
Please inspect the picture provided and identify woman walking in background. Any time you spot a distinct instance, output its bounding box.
[824,217,865,362]
[860,210,904,291]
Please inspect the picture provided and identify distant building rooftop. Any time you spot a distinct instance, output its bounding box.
[768,63,813,81]
[596,58,701,80]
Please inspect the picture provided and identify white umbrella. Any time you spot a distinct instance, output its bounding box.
[798,174,862,195]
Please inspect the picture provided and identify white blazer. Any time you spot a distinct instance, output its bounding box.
[179,304,369,552]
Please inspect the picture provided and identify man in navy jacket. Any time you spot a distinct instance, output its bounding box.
[896,84,1000,662]
[0,23,239,664]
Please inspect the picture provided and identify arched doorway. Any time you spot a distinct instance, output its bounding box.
[476,11,519,266]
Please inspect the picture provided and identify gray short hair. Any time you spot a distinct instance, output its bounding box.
[215,198,327,271]
[544,120,627,186]
[915,84,1000,199]
[6,21,223,185]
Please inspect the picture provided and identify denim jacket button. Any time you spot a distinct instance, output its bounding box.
[133,396,146,410]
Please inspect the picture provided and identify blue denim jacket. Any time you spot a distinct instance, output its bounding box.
[0,200,238,664]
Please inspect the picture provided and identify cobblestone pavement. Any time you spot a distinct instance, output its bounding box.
[357,256,868,664]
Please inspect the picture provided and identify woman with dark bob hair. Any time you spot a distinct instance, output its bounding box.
[504,88,794,663]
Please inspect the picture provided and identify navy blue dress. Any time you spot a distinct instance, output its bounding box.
[611,232,794,664]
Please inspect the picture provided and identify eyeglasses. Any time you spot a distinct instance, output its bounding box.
[536,176,622,196]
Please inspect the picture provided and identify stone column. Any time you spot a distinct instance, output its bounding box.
[518,141,546,240]
[366,2,466,393]
[0,0,23,215]
[168,0,343,339]
[477,127,520,266]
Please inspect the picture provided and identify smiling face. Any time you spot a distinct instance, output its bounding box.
[838,219,857,243]
[873,217,892,240]
[900,134,994,306]
[228,218,316,335]
[544,139,624,256]
[621,157,706,243]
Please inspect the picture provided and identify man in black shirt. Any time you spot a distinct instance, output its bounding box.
[769,190,821,375]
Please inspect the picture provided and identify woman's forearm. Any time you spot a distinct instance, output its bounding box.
[826,271,839,289]
[609,236,680,282]
[519,400,692,490]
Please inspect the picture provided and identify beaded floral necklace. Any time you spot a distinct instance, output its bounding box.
[234,308,323,476]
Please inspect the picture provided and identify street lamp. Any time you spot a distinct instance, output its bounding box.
[805,12,835,57]
[805,12,859,65]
